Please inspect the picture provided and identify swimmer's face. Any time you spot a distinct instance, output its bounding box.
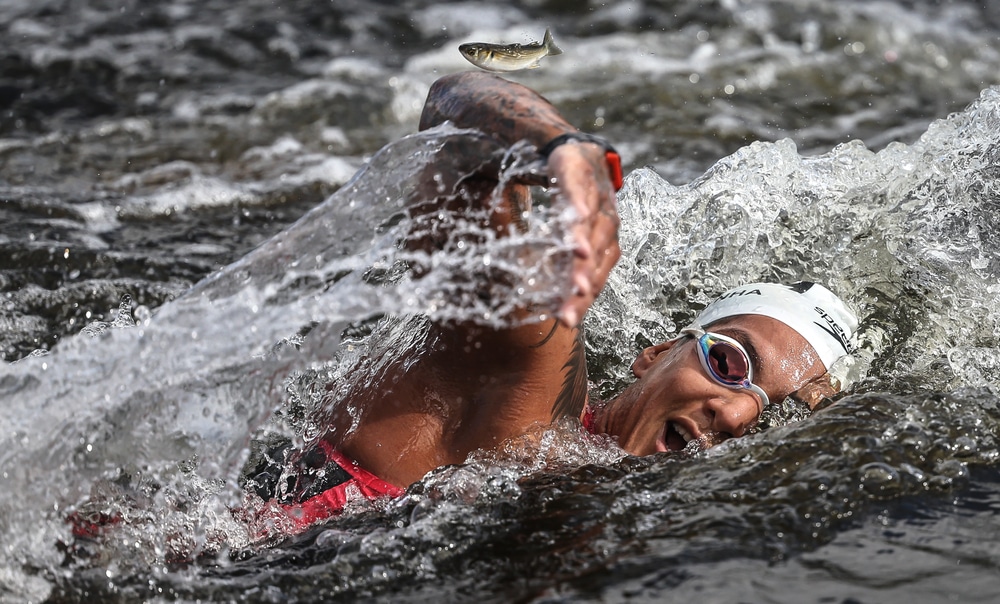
[592,314,827,455]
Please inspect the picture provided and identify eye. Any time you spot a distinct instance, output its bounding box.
[708,342,748,381]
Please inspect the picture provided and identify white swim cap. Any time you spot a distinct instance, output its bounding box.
[692,282,858,370]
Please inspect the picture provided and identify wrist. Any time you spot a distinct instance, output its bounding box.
[538,132,624,191]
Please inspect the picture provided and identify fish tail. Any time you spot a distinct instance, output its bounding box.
[543,28,563,56]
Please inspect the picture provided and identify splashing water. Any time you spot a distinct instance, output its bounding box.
[2,1,1000,601]
[587,86,1000,400]
[1,91,999,602]
[0,123,584,589]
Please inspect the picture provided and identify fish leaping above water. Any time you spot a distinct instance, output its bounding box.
[459,28,563,72]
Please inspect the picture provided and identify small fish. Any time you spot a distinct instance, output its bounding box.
[459,28,563,72]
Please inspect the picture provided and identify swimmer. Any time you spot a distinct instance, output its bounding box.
[245,72,858,534]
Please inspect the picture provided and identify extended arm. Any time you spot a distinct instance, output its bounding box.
[330,74,622,487]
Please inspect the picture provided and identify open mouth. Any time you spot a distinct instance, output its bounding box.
[662,421,695,452]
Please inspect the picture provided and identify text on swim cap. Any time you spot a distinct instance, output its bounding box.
[715,288,762,300]
[813,306,854,354]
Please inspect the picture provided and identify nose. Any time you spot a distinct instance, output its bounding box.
[705,392,762,437]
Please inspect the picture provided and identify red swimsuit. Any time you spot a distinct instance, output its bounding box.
[271,441,403,533]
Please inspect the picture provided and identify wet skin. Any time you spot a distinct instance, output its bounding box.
[590,314,827,456]
[327,72,828,489]
[331,72,620,488]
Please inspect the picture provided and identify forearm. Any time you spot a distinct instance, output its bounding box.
[419,72,577,148]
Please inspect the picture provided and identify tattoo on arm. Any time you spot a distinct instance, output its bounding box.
[551,331,588,420]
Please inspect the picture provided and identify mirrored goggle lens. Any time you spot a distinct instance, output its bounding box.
[704,339,750,384]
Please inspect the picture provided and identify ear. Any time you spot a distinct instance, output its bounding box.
[631,339,679,377]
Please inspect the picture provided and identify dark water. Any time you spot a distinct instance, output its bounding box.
[2,0,1000,602]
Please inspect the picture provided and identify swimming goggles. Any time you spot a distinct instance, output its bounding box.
[680,326,770,410]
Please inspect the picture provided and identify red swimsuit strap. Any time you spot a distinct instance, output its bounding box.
[277,441,404,532]
[321,444,404,498]
[581,403,597,434]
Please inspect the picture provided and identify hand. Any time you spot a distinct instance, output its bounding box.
[546,142,622,327]
[790,372,842,410]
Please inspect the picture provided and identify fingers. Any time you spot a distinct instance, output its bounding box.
[546,142,622,327]
[790,372,842,410]
[591,230,621,295]
[560,207,620,327]
[591,206,621,269]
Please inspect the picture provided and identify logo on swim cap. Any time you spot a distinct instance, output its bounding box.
[691,281,858,370]
[813,305,854,355]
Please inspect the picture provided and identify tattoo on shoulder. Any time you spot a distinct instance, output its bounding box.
[551,332,587,421]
